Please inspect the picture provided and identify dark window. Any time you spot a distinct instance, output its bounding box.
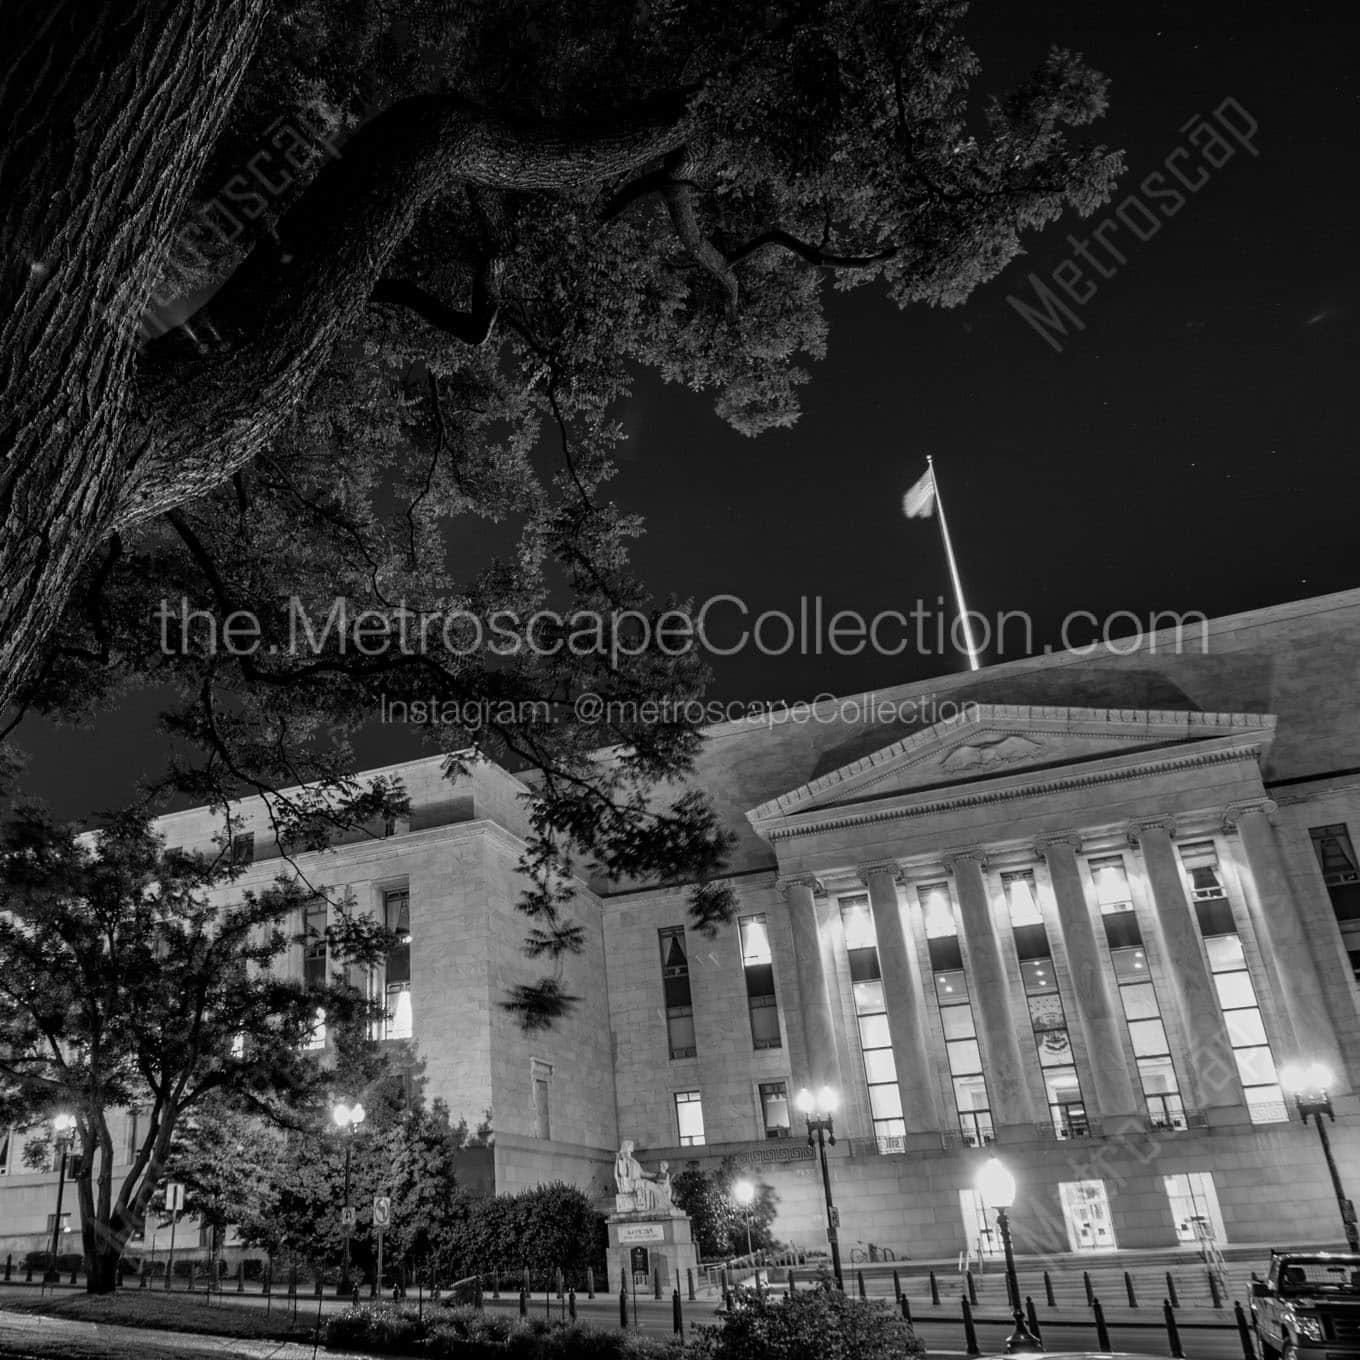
[928,935,964,971]
[1013,923,1051,961]
[1311,825,1360,921]
[1349,949,1360,984]
[1195,897,1237,937]
[1103,911,1143,949]
[230,832,254,866]
[660,927,696,1058]
[303,898,327,988]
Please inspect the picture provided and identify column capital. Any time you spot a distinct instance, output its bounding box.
[1035,832,1083,858]
[856,860,903,887]
[943,845,989,872]
[1221,799,1278,832]
[776,874,823,899]
[1126,816,1176,847]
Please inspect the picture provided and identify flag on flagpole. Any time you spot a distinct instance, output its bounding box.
[902,465,936,519]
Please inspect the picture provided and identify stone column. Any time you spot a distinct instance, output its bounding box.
[1225,801,1346,1083]
[1128,818,1241,1111]
[779,875,841,1093]
[859,861,942,1133]
[1038,835,1141,1118]
[947,849,1037,1126]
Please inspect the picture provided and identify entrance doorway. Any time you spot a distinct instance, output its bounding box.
[1058,1180,1117,1253]
[1163,1173,1227,1246]
[959,1188,1005,1261]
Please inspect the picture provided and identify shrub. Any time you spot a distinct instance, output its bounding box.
[324,1305,428,1354]
[689,1288,925,1360]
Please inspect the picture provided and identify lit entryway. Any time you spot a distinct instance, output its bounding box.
[1059,1180,1118,1252]
[1164,1172,1227,1245]
[959,1188,1005,1260]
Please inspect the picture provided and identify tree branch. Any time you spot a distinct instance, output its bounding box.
[725,230,899,270]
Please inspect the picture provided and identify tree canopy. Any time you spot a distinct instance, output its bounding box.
[1,0,1121,1025]
[0,808,389,1290]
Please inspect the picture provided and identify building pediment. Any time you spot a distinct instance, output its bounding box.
[746,704,1275,836]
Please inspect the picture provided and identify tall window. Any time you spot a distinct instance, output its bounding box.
[1181,842,1284,1123]
[230,832,255,866]
[1006,871,1088,1139]
[660,927,696,1059]
[758,1081,791,1139]
[675,1090,705,1146]
[840,895,905,1151]
[923,881,994,1147]
[302,897,328,1049]
[1092,855,1186,1130]
[532,1060,552,1140]
[0,1126,10,1175]
[381,888,412,1040]
[738,915,782,1049]
[1310,824,1360,920]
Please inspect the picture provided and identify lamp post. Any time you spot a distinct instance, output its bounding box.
[976,1157,1043,1354]
[1280,1063,1359,1252]
[733,1178,756,1259]
[332,1101,366,1293]
[796,1086,843,1291]
[44,1113,76,1284]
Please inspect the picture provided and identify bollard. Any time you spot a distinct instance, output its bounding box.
[569,1288,577,1321]
[475,1277,483,1310]
[930,1269,940,1305]
[1163,1299,1185,1359]
[587,1266,595,1299]
[164,1260,172,1291]
[1044,1270,1055,1309]
[491,1271,500,1300]
[556,1266,564,1299]
[139,1259,147,1290]
[237,1260,245,1293]
[893,1268,902,1301]
[1126,1270,1137,1308]
[1026,1294,1042,1342]
[858,1270,867,1300]
[315,1273,323,1299]
[967,1269,978,1305]
[1084,1270,1094,1306]
[1166,1271,1179,1309]
[654,1265,662,1300]
[3,1254,9,1282]
[673,1287,683,1338]
[620,1286,629,1328]
[264,1267,272,1297]
[519,1286,528,1317]
[901,1294,913,1325]
[69,1263,77,1286]
[1208,1269,1223,1310]
[687,1267,695,1302]
[1093,1297,1112,1352]
[962,1296,981,1357]
[1234,1301,1257,1360]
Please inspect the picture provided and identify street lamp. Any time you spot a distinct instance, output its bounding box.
[734,1178,756,1259]
[976,1158,1043,1354]
[332,1101,366,1293]
[1280,1063,1359,1252]
[44,1113,76,1284]
[796,1086,843,1291]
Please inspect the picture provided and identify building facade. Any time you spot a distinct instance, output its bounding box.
[6,588,1360,1262]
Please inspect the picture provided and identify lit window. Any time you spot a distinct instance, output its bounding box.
[759,1081,790,1139]
[841,896,902,1150]
[840,896,877,950]
[920,883,958,938]
[1002,871,1044,926]
[1089,856,1132,913]
[305,1006,326,1050]
[675,1091,705,1146]
[739,915,781,1049]
[739,915,773,965]
[381,888,412,1040]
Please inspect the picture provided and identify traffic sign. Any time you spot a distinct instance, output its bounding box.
[373,1196,391,1228]
[165,1182,186,1212]
[340,1206,356,1229]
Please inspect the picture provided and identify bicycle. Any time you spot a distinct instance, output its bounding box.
[848,1243,897,1264]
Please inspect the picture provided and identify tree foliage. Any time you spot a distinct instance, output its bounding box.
[2,0,1122,1028]
[0,808,388,1291]
[671,1158,778,1260]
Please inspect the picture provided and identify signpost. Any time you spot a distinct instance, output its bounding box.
[164,1182,185,1291]
[373,1196,391,1295]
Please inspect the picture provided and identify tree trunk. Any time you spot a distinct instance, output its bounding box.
[87,1245,122,1295]
[0,0,266,715]
[0,2,688,720]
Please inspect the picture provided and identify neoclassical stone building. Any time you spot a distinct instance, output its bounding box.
[5,587,1360,1262]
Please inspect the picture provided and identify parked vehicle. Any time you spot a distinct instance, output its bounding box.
[1251,1250,1360,1360]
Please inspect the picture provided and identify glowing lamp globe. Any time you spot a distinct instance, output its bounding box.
[734,1179,755,1207]
[977,1157,1016,1209]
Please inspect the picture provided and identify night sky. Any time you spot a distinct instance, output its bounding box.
[15,0,1359,821]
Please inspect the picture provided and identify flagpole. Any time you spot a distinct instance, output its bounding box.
[927,454,982,672]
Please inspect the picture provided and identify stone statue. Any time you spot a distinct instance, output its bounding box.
[613,1140,678,1214]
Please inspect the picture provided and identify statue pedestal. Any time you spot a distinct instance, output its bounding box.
[606,1212,697,1296]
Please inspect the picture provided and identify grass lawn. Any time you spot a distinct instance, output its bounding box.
[0,1289,316,1343]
